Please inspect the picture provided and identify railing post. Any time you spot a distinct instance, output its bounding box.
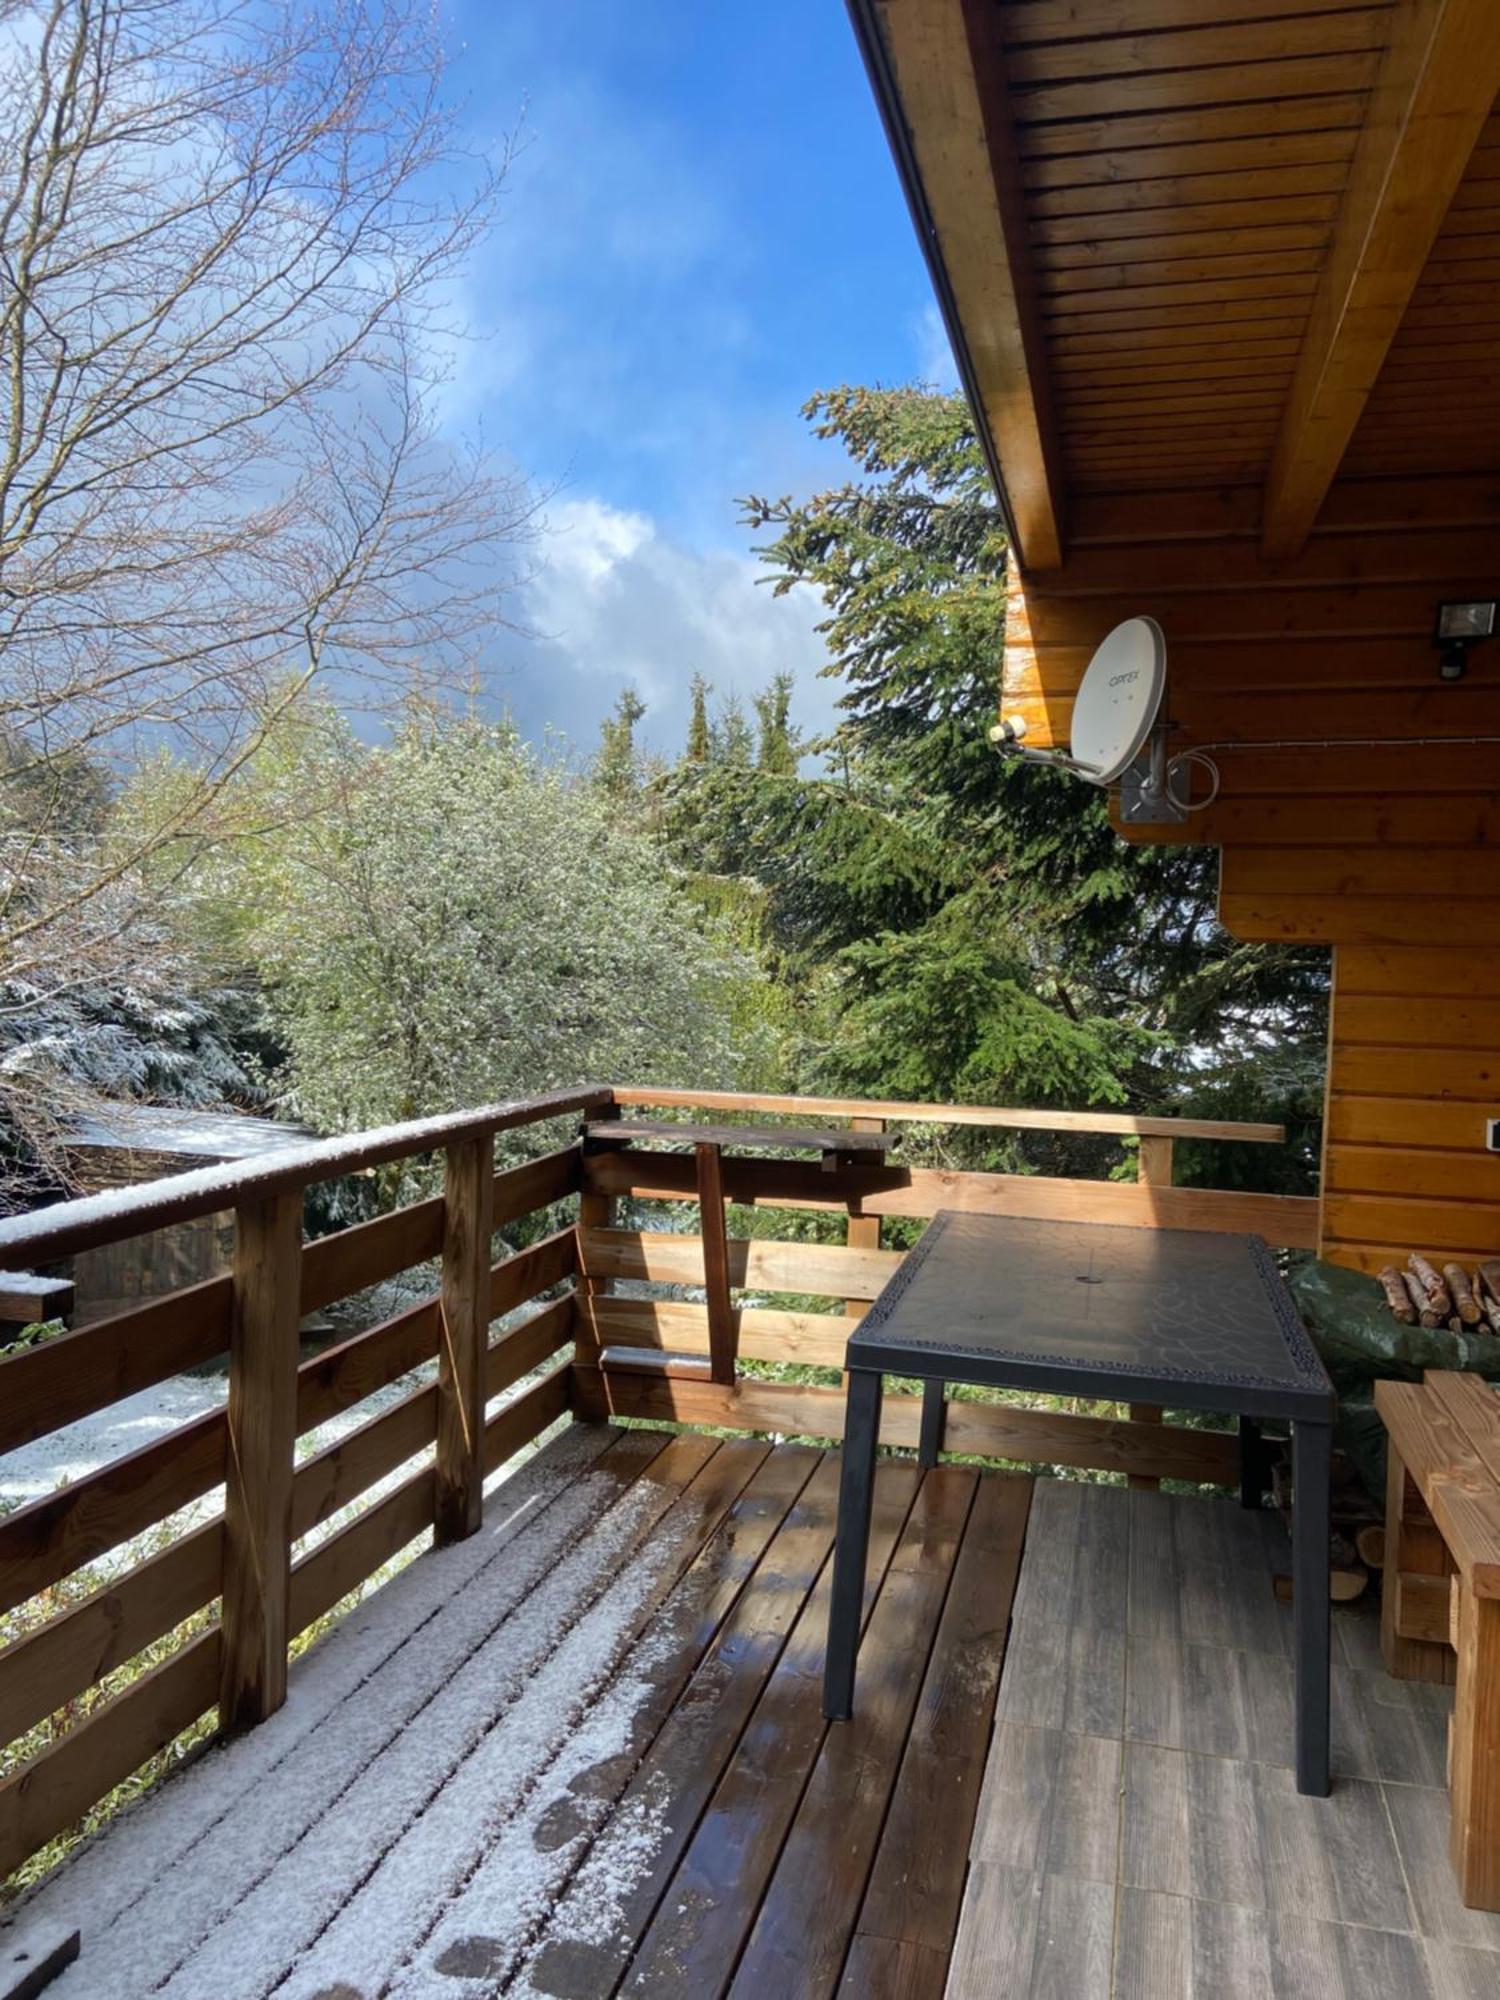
[843,1117,886,1317]
[1128,1134,1175,1490]
[695,1141,737,1384]
[843,1117,885,1403]
[435,1133,495,1545]
[574,1100,619,1373]
[220,1190,303,1732]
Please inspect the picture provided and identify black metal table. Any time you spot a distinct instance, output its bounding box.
[821,1209,1338,1796]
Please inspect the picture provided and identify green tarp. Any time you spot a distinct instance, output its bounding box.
[1289,1256,1500,1499]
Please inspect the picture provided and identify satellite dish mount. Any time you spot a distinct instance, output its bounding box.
[989,615,1191,825]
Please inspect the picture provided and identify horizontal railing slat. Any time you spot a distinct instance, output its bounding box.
[295,1301,440,1436]
[291,1383,438,1542]
[300,1200,443,1316]
[486,1294,577,1399]
[490,1228,576,1318]
[0,1629,222,1885]
[583,1149,1320,1250]
[590,1297,860,1371]
[0,1520,222,1748]
[493,1147,584,1226]
[0,1279,230,1457]
[613,1085,1284,1144]
[572,1369,1240,1484]
[0,1414,226,1620]
[289,1466,436,1638]
[579,1227,903,1303]
[483,1359,571,1475]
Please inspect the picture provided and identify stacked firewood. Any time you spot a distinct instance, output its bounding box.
[1376,1254,1500,1333]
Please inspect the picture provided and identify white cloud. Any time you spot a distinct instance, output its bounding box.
[490,495,838,759]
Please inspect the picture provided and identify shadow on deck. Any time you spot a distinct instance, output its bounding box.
[11,1426,1497,1998]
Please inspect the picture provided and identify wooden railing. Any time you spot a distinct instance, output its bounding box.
[0,1082,1316,1883]
[0,1086,607,1883]
[578,1086,1316,1489]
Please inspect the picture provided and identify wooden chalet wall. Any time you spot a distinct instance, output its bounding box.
[1002,471,1500,1273]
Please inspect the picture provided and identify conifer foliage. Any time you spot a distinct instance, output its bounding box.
[659,387,1327,1186]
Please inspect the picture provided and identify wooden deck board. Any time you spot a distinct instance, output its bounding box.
[13,1430,1496,1999]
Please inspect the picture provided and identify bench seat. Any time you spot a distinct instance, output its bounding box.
[1376,1370,1500,1909]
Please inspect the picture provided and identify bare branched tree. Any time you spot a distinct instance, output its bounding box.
[0,0,534,1177]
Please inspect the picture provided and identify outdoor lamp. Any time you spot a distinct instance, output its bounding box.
[1434,599,1496,680]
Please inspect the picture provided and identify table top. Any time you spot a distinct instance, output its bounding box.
[848,1210,1333,1420]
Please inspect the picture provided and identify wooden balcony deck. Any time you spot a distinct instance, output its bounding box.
[11,1420,1498,2000]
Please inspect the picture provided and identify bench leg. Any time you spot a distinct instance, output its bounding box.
[1293,1417,1332,1797]
[1381,1439,1454,1685]
[918,1378,945,1470]
[824,1369,882,1722]
[1451,1584,1500,1909]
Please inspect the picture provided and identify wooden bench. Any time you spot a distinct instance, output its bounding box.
[1375,1370,1500,1909]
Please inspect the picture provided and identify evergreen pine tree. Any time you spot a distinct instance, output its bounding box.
[685,675,713,764]
[594,685,646,797]
[716,692,753,769]
[657,385,1327,1189]
[753,673,799,775]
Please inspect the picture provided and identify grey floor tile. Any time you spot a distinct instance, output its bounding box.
[971,1723,1120,1884]
[1029,1873,1115,2000]
[1255,1763,1413,1933]
[1174,1494,1280,1573]
[998,1612,1126,1737]
[1121,1742,1264,1909]
[1011,1477,1127,1638]
[1114,1890,1275,2000]
[1178,1555,1289,1656]
[1384,1782,1500,1953]
[1333,1600,1389,1676]
[946,1865,1114,1999]
[1342,1669,1450,1788]
[1269,1911,1435,1998]
[1422,1937,1500,1995]
[946,1860,1042,1999]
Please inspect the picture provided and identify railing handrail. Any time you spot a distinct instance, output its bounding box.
[612,1086,1286,1146]
[0,1085,611,1265]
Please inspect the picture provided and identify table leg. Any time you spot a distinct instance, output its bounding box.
[824,1369,883,1722]
[918,1377,945,1470]
[1239,1416,1265,1510]
[1292,1418,1332,1796]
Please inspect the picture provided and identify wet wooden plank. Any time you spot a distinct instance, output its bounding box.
[619,1460,925,1995]
[729,1467,978,1997]
[849,1477,1031,1974]
[516,1452,852,2000]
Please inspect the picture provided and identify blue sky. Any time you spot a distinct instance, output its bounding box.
[440,0,956,761]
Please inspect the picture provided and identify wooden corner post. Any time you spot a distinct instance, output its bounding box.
[221,1189,303,1732]
[436,1132,496,1545]
[695,1141,737,1386]
[1128,1136,1176,1490]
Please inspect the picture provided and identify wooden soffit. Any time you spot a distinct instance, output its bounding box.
[1262,0,1500,555]
[863,0,1066,567]
[854,1,1500,564]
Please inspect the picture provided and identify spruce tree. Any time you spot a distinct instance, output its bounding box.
[595,685,646,798]
[685,675,713,764]
[754,673,799,775]
[658,386,1327,1188]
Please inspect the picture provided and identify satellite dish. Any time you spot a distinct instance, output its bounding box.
[1068,616,1166,786]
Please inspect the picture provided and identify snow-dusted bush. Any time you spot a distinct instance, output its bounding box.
[201,710,761,1181]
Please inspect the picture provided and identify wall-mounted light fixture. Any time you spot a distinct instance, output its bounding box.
[1434,600,1496,681]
